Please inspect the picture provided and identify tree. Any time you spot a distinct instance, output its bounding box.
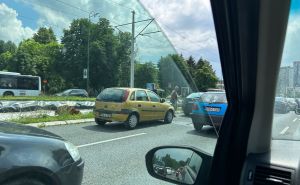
[135,62,158,88]
[158,54,195,92]
[194,58,218,91]
[117,32,131,87]
[186,56,196,69]
[0,51,13,70]
[0,40,17,54]
[33,27,57,44]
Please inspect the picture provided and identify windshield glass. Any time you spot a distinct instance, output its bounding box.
[0,0,225,184]
[273,0,300,140]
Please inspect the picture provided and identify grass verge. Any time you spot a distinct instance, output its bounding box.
[10,112,94,124]
[0,96,95,101]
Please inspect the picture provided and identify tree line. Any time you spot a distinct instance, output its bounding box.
[0,18,218,96]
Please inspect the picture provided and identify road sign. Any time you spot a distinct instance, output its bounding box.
[83,69,87,79]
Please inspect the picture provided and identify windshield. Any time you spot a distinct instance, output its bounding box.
[0,0,224,184]
[273,0,300,140]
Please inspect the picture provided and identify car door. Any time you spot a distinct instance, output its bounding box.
[134,90,153,121]
[147,90,165,120]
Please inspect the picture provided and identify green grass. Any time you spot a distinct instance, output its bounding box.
[10,112,94,124]
[0,96,95,101]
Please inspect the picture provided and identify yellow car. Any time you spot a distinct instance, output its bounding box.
[93,87,175,129]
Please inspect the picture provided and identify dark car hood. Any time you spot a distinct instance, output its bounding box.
[0,122,63,140]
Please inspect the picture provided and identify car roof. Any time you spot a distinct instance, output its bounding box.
[107,87,150,91]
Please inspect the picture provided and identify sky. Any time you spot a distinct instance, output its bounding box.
[0,0,299,78]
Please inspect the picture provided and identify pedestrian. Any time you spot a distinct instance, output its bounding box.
[170,86,179,113]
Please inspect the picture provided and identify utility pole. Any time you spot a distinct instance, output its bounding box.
[115,14,158,88]
[130,10,135,88]
[87,12,99,93]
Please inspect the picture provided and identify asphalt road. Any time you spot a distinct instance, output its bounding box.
[43,114,217,185]
[42,111,300,185]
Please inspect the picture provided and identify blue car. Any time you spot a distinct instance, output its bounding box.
[191,92,227,131]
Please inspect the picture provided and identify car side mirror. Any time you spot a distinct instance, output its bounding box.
[145,146,213,185]
[160,98,165,103]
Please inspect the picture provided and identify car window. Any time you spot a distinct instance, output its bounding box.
[200,93,227,103]
[130,91,135,101]
[97,88,125,102]
[136,90,149,101]
[148,91,160,102]
[186,93,202,99]
[273,0,300,140]
[0,0,225,184]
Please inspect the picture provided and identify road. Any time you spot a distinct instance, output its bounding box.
[42,111,300,185]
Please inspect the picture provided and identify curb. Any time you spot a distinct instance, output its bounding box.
[27,118,94,128]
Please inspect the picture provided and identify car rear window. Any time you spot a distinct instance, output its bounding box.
[187,93,202,99]
[97,88,125,102]
[199,93,227,103]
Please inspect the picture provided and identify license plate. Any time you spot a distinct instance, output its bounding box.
[205,107,220,112]
[100,113,112,118]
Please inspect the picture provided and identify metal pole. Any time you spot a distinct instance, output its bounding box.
[130,11,135,88]
[87,14,91,92]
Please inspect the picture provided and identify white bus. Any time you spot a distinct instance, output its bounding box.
[0,71,41,96]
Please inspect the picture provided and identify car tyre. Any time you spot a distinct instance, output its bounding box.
[95,118,106,125]
[3,91,14,96]
[3,177,46,185]
[164,110,174,123]
[125,113,139,129]
[193,122,203,132]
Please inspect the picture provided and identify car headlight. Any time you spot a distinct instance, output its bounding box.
[64,141,81,162]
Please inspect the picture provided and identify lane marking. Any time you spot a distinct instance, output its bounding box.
[77,133,147,148]
[293,118,298,122]
[280,126,289,135]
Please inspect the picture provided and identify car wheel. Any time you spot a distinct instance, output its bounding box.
[3,91,14,96]
[125,113,139,129]
[164,110,174,123]
[193,122,203,132]
[3,177,47,185]
[95,118,106,125]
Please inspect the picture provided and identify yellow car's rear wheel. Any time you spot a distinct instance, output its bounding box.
[95,118,106,125]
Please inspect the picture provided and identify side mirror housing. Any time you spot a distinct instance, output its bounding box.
[160,98,166,103]
[145,146,213,185]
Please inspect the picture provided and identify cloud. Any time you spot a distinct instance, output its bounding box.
[139,0,222,77]
[0,3,35,43]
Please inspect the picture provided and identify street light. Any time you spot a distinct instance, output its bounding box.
[87,11,100,93]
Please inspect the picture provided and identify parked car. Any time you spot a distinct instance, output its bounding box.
[182,92,204,116]
[286,98,297,111]
[55,89,88,97]
[274,97,290,113]
[0,122,84,185]
[191,92,227,131]
[93,88,175,129]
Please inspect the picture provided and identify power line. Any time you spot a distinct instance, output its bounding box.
[53,0,89,14]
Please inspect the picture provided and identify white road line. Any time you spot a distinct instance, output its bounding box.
[280,126,289,135]
[293,118,298,122]
[77,133,147,148]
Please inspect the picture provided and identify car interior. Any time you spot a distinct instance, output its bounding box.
[145,0,300,185]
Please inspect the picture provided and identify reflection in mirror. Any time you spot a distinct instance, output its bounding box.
[152,148,202,185]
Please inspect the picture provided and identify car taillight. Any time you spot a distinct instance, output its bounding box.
[192,104,199,110]
[122,90,130,101]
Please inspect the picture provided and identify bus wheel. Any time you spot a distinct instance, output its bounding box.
[3,91,14,96]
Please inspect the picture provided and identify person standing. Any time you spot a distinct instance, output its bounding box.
[170,86,179,112]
